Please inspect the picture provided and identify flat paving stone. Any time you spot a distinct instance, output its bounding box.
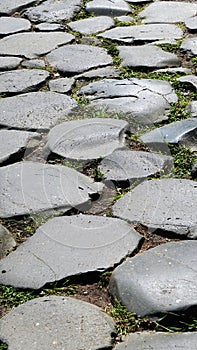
[99,150,174,184]
[139,1,197,24]
[109,241,197,317]
[0,57,22,70]
[140,118,197,152]
[187,101,197,117]
[0,296,115,349]
[68,16,114,34]
[76,66,121,79]
[115,15,134,23]
[0,32,74,59]
[181,37,197,57]
[0,16,31,35]
[86,0,132,16]
[185,16,197,32]
[99,24,183,43]
[0,162,103,219]
[0,69,49,94]
[114,332,197,350]
[0,92,77,130]
[78,78,178,124]
[21,59,46,69]
[0,0,36,15]
[24,0,82,23]
[47,118,129,161]
[49,77,75,93]
[0,225,16,259]
[35,23,64,31]
[0,130,40,164]
[118,45,180,68]
[112,178,197,237]
[178,75,197,90]
[46,44,113,74]
[0,214,141,289]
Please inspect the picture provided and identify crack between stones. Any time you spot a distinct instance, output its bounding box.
[31,251,57,280]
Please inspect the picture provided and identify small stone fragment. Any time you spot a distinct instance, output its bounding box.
[76,66,121,79]
[68,16,114,34]
[186,101,197,117]
[180,37,197,57]
[0,225,16,259]
[86,0,132,16]
[21,59,46,69]
[177,75,197,90]
[0,57,22,70]
[0,296,115,350]
[49,77,75,93]
[35,23,64,31]
[185,16,197,32]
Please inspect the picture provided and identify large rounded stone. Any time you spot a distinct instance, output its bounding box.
[0,92,77,130]
[112,178,197,237]
[109,241,197,316]
[46,44,113,74]
[86,0,132,16]
[0,162,103,219]
[0,16,31,35]
[47,118,129,161]
[0,69,49,94]
[0,214,142,289]
[0,296,115,350]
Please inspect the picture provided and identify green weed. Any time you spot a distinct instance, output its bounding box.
[169,144,196,178]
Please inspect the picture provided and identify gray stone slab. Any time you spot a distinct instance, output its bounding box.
[76,66,121,79]
[47,118,129,161]
[0,225,16,259]
[185,16,197,32]
[24,0,82,23]
[140,118,197,152]
[0,296,115,350]
[178,75,197,90]
[109,240,197,317]
[78,78,178,124]
[0,162,103,219]
[99,150,174,184]
[0,16,31,35]
[68,16,114,34]
[187,101,197,117]
[0,69,49,94]
[0,0,36,15]
[181,37,197,57]
[35,23,64,31]
[0,214,141,289]
[0,130,40,164]
[154,67,192,74]
[115,15,134,23]
[49,77,75,93]
[0,92,77,130]
[118,45,180,68]
[0,32,74,59]
[99,24,183,43]
[46,44,113,74]
[21,59,46,69]
[114,332,197,350]
[0,57,22,70]
[86,0,132,16]
[112,178,197,237]
[139,1,197,24]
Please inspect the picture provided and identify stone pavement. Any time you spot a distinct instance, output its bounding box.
[0,0,197,349]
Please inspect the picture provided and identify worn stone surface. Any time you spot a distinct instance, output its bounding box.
[21,59,46,69]
[109,240,197,316]
[47,118,129,160]
[99,150,174,184]
[0,16,31,35]
[118,45,180,68]
[0,130,40,164]
[78,78,178,124]
[115,15,133,23]
[154,67,191,74]
[49,77,75,93]
[139,1,197,24]
[46,44,113,74]
[112,178,197,237]
[76,66,121,79]
[0,225,16,259]
[114,332,197,349]
[86,0,132,16]
[0,92,77,130]
[0,32,74,59]
[187,101,197,117]
[0,0,36,15]
[69,16,114,34]
[35,23,64,31]
[0,69,49,94]
[0,57,22,70]
[178,75,197,90]
[140,118,197,152]
[185,16,197,32]
[99,24,183,43]
[0,296,115,349]
[0,214,141,289]
[0,162,103,219]
[24,0,82,23]
[180,37,197,57]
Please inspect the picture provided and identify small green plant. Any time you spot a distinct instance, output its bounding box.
[0,343,8,350]
[0,285,36,311]
[169,144,196,178]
